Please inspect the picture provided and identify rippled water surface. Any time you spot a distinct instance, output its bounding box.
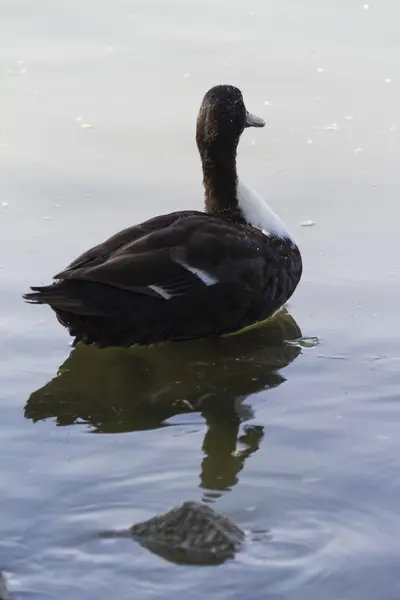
[1,0,400,598]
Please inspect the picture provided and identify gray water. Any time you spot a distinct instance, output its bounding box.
[1,0,400,597]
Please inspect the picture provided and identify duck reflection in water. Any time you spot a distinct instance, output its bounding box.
[25,309,303,500]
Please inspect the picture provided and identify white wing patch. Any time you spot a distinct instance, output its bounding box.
[148,285,172,300]
[175,259,218,286]
[147,262,218,301]
[237,179,294,242]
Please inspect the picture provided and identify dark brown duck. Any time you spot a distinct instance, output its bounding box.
[24,85,302,348]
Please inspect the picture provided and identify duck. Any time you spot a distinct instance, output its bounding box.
[23,85,302,348]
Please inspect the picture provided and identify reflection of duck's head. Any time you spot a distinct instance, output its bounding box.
[25,309,302,433]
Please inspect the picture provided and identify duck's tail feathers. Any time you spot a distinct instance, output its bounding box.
[22,282,107,316]
[25,284,68,304]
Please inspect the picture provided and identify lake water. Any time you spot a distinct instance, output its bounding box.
[1,0,400,597]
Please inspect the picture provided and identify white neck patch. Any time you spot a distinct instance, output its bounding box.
[236,179,293,241]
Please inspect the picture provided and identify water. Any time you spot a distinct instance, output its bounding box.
[1,0,400,597]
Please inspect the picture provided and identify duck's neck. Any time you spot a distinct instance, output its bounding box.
[200,145,294,242]
[200,144,244,222]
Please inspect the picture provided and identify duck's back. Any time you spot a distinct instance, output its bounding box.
[61,210,203,274]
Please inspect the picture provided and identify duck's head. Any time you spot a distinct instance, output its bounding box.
[196,85,265,152]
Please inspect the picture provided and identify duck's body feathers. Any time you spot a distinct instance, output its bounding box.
[24,211,301,347]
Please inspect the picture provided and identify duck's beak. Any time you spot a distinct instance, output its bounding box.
[245,111,265,128]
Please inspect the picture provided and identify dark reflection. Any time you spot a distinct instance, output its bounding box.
[25,309,302,498]
[201,421,265,502]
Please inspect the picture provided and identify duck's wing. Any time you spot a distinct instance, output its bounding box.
[23,216,287,345]
[55,215,263,303]
[57,210,203,276]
